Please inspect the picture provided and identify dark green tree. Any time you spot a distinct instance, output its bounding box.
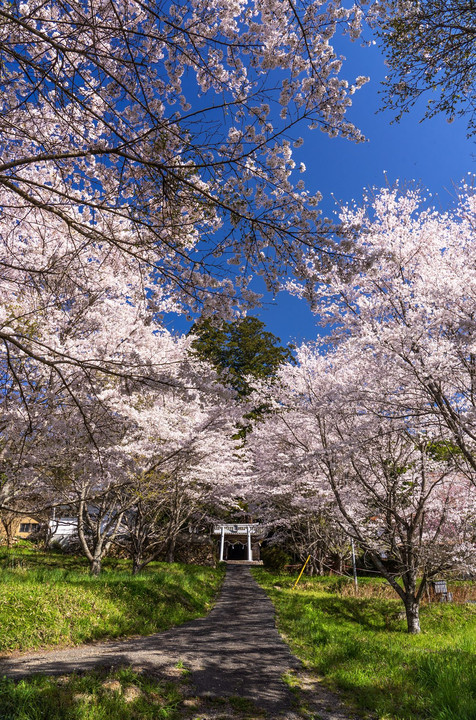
[190,317,295,396]
[375,0,476,136]
[189,317,295,436]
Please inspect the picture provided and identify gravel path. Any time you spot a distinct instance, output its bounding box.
[0,565,360,719]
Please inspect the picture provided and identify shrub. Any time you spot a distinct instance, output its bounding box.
[261,546,291,572]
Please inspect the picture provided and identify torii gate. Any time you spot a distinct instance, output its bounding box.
[213,523,261,562]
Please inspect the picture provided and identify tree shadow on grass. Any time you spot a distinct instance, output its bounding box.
[297,595,403,632]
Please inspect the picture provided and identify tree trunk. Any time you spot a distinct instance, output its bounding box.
[404,598,421,634]
[166,536,176,563]
[5,529,13,549]
[132,554,143,575]
[1,519,14,549]
[366,551,423,634]
[90,556,102,576]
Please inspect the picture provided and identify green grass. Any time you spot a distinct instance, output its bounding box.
[252,569,476,720]
[0,545,225,653]
[0,668,268,720]
[0,667,183,720]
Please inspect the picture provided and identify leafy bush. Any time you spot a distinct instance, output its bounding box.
[261,546,291,572]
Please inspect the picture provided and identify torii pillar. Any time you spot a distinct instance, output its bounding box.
[219,526,225,562]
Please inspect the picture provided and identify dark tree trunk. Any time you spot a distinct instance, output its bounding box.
[1,519,14,549]
[166,536,176,563]
[367,551,423,634]
[132,555,143,575]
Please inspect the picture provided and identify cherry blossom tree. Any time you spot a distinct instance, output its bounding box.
[253,342,476,633]
[372,0,476,135]
[0,0,368,321]
[98,372,249,570]
[247,380,348,575]
[12,371,135,573]
[115,356,249,569]
[293,184,476,481]
[12,330,248,573]
[261,186,476,630]
[255,493,350,575]
[0,203,186,454]
[0,0,374,451]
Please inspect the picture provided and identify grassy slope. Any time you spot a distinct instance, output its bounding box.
[0,545,225,653]
[252,569,476,720]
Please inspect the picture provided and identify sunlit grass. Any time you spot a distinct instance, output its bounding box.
[0,545,224,653]
[0,667,183,720]
[0,668,272,720]
[252,569,476,720]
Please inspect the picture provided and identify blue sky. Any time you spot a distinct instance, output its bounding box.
[254,38,474,347]
[165,34,474,348]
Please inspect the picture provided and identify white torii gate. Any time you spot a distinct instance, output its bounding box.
[213,523,261,562]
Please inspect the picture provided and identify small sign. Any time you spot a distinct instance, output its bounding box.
[213,523,260,535]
